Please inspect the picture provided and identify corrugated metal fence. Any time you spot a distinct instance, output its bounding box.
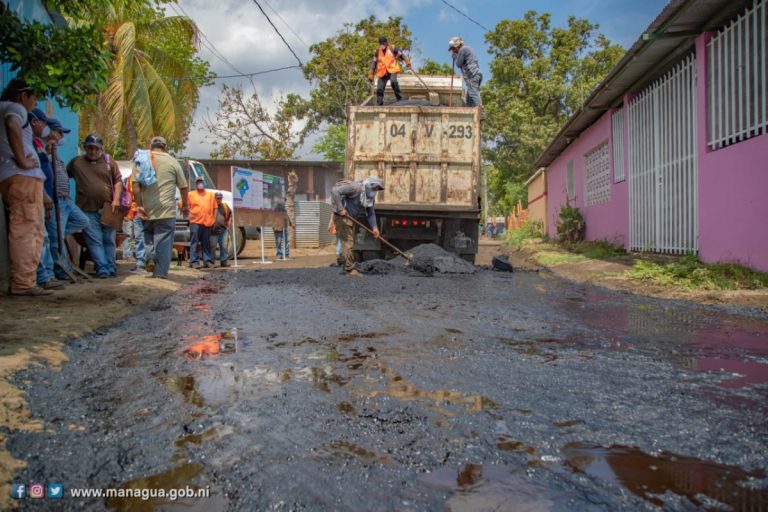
[707,0,767,150]
[628,53,698,254]
[261,201,335,249]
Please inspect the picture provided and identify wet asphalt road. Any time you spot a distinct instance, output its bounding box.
[9,265,768,511]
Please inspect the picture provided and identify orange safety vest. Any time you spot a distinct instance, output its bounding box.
[375,45,401,78]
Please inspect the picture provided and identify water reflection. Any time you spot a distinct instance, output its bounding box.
[563,442,768,509]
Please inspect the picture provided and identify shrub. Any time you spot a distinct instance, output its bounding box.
[626,253,768,290]
[556,205,585,245]
[506,219,543,247]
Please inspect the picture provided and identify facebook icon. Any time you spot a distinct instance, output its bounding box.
[11,483,26,499]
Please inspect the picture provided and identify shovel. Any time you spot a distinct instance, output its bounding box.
[336,213,413,262]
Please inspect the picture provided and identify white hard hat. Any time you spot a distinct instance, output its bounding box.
[448,37,464,49]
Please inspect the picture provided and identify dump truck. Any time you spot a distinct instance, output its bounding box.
[345,74,482,263]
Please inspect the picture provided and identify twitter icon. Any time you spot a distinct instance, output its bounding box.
[47,483,63,499]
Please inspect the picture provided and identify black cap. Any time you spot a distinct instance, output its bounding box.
[83,133,104,149]
[47,118,71,133]
[379,36,388,44]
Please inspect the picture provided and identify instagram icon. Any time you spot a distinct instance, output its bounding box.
[29,483,44,499]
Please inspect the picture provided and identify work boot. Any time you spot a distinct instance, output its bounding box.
[11,286,53,297]
[220,261,228,268]
[41,280,64,290]
[146,260,155,273]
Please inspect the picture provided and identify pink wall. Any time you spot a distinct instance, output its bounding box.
[546,111,629,248]
[698,134,768,271]
[695,34,768,272]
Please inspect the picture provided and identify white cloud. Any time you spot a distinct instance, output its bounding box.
[175,0,436,158]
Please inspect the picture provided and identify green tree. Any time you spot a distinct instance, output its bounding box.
[312,124,347,163]
[291,16,413,137]
[417,59,455,75]
[0,4,110,108]
[482,11,624,210]
[201,84,299,160]
[69,1,213,156]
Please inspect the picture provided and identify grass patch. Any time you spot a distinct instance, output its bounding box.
[535,251,587,266]
[625,254,768,290]
[570,240,625,260]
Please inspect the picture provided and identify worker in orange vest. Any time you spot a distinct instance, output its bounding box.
[368,36,411,106]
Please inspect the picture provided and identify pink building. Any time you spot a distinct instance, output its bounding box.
[534,0,768,272]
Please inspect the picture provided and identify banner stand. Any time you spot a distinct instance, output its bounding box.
[257,226,272,265]
[230,167,240,268]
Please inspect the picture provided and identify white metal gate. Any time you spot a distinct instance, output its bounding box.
[628,54,698,254]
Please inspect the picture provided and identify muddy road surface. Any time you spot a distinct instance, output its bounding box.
[8,264,768,511]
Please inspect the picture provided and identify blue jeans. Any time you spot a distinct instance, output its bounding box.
[465,72,482,108]
[36,208,55,284]
[143,218,175,278]
[82,211,116,277]
[210,230,228,262]
[122,217,146,267]
[189,223,213,266]
[52,198,90,279]
[275,229,289,258]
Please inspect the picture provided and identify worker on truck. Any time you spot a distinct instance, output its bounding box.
[331,177,383,278]
[369,36,411,106]
[448,36,482,109]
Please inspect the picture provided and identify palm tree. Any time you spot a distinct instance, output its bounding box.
[79,1,204,156]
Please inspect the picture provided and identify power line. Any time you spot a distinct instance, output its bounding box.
[115,65,302,84]
[168,3,249,78]
[440,0,490,32]
[251,0,304,68]
[262,0,309,49]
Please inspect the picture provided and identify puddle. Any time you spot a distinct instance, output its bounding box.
[693,357,768,388]
[418,464,563,511]
[182,329,240,360]
[160,375,205,408]
[563,442,768,509]
[337,402,356,415]
[309,366,350,392]
[445,327,464,334]
[106,463,225,511]
[554,419,584,428]
[369,371,496,413]
[175,427,218,448]
[314,440,376,459]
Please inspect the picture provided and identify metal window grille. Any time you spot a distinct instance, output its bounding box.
[566,160,575,200]
[584,141,611,206]
[611,108,626,182]
[628,54,698,254]
[708,0,767,150]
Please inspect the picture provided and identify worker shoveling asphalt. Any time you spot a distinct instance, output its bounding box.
[358,243,477,275]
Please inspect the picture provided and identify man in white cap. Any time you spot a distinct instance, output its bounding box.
[448,37,483,109]
[331,176,383,277]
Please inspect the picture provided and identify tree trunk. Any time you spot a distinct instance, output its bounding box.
[287,170,298,249]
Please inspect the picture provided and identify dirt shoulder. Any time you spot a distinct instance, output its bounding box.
[480,240,768,313]
[0,262,201,509]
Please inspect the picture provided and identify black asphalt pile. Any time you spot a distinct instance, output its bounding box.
[359,244,477,275]
[408,244,477,274]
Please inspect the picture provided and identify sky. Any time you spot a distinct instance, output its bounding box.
[175,0,669,159]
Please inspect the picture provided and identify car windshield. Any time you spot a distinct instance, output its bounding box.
[190,161,215,189]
